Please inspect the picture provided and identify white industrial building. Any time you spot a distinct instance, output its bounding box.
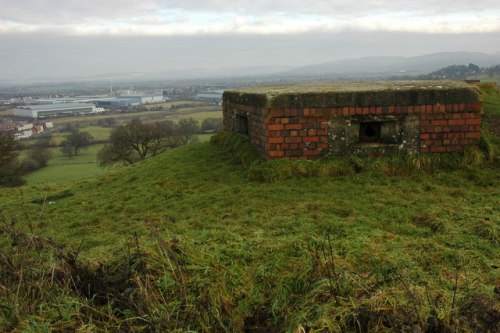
[117,94,165,105]
[13,103,98,118]
[195,90,224,102]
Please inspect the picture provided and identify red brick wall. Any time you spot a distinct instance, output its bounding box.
[418,102,482,153]
[224,102,482,159]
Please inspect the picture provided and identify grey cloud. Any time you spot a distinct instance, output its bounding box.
[0,0,498,26]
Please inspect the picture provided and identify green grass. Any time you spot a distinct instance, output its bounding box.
[24,144,109,184]
[1,141,498,331]
[0,90,499,332]
[79,126,112,141]
[170,110,222,121]
[196,133,214,142]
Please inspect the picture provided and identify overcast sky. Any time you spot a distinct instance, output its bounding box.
[1,0,500,81]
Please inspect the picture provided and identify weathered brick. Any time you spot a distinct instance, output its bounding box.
[307,129,316,136]
[268,150,284,157]
[285,137,302,143]
[303,149,321,156]
[465,118,481,125]
[431,120,447,126]
[269,109,285,116]
[285,124,302,130]
[449,119,465,125]
[268,124,284,130]
[465,132,481,138]
[303,136,320,142]
[269,137,284,144]
[430,146,446,153]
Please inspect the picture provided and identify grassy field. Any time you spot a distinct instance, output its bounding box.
[0,89,498,332]
[142,100,210,110]
[170,110,222,122]
[79,126,113,141]
[1,140,498,332]
[24,144,108,184]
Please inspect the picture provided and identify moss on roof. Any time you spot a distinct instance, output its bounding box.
[223,81,481,108]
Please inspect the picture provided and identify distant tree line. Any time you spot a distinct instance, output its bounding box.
[427,63,480,79]
[414,63,500,80]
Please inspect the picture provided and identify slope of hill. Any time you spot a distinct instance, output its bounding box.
[0,89,499,332]
[287,52,500,78]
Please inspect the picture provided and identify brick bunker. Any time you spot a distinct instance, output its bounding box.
[223,81,482,159]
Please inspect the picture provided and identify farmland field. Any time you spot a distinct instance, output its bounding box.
[24,144,109,184]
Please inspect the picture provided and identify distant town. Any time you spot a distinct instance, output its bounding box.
[0,85,224,140]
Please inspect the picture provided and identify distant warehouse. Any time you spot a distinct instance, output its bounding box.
[13,103,99,118]
[117,94,165,105]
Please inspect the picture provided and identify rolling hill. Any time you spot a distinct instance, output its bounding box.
[286,52,500,78]
[0,87,499,332]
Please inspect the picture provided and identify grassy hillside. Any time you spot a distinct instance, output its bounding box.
[0,90,499,332]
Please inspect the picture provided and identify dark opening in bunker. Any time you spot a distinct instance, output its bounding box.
[359,122,381,143]
[236,114,249,136]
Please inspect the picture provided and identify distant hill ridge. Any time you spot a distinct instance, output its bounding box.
[286,52,500,78]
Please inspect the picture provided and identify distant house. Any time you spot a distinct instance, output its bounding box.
[0,120,54,139]
[0,122,16,133]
